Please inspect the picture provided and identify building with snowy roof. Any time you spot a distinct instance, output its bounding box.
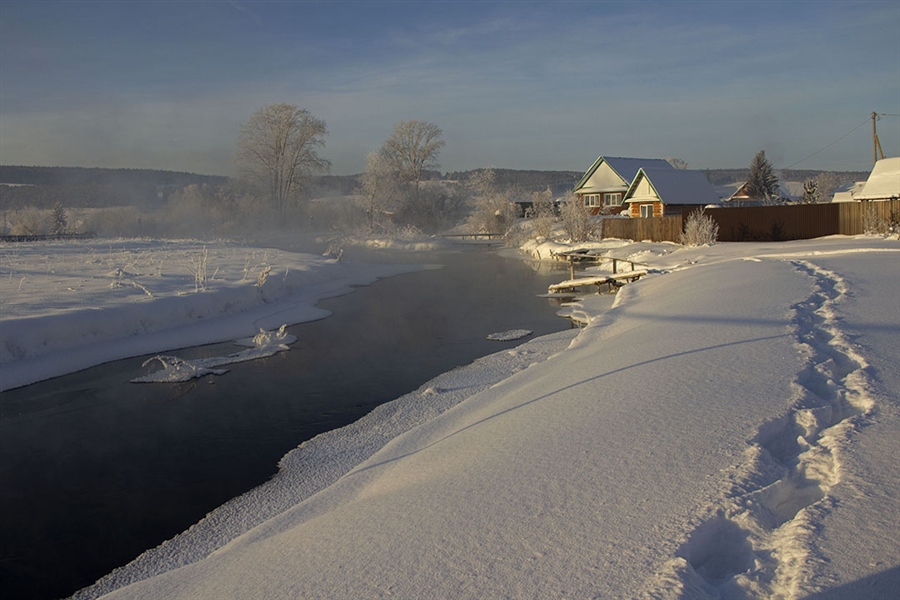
[572,157,674,214]
[623,168,721,218]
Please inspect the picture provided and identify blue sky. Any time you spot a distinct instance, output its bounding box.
[1,1,898,176]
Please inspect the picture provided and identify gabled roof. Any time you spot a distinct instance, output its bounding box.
[856,157,900,200]
[573,156,674,193]
[624,168,720,206]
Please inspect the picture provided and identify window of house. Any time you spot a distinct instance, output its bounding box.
[583,194,601,207]
[640,204,654,218]
[603,193,621,206]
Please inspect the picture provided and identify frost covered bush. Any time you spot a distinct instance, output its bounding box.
[680,209,719,246]
[10,207,48,235]
[559,193,596,242]
[465,168,519,236]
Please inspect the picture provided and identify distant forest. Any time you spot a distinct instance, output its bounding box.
[0,165,870,210]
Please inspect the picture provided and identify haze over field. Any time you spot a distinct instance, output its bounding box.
[2,1,898,175]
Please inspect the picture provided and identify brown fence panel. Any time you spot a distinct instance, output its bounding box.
[603,215,683,242]
[837,200,900,235]
[698,204,840,242]
[602,200,899,244]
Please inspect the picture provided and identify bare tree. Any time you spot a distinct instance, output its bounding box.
[380,120,445,199]
[235,103,330,217]
[666,157,690,170]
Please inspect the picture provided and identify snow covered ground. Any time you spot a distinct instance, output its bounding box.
[3,235,899,598]
[0,239,418,391]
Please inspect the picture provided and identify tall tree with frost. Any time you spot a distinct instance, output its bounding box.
[235,103,330,217]
[745,150,780,202]
[380,120,445,200]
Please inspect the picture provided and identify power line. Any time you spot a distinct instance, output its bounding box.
[784,116,871,170]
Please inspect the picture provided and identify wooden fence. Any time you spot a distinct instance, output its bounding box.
[600,200,899,243]
[602,216,684,243]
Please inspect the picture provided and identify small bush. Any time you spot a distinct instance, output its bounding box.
[680,209,719,246]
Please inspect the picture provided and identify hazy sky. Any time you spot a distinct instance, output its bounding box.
[1,1,898,176]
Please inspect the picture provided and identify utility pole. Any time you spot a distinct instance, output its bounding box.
[872,111,885,166]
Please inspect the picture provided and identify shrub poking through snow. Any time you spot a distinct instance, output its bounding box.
[680,209,719,246]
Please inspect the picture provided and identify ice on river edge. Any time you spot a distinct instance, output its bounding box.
[131,325,298,383]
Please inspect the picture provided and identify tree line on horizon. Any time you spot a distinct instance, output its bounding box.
[0,102,871,237]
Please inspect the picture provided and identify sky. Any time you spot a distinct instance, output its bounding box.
[1,0,898,176]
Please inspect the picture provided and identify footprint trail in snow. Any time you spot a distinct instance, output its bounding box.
[643,259,876,599]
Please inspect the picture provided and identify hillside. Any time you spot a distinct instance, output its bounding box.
[0,165,872,211]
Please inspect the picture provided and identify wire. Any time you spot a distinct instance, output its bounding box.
[784,116,871,170]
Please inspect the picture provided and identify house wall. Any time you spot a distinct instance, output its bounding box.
[631,176,656,200]
[629,201,663,218]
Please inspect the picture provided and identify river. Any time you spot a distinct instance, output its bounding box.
[0,243,573,600]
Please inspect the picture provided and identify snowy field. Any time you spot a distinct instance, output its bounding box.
[0,239,418,391]
[0,237,900,598]
[3,235,899,598]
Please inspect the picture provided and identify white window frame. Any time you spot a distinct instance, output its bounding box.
[640,203,655,218]
[583,194,602,207]
[603,193,621,206]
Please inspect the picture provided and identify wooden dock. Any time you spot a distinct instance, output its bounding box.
[548,270,648,294]
[551,250,648,280]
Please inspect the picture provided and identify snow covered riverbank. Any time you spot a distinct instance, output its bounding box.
[0,239,418,391]
[60,235,899,599]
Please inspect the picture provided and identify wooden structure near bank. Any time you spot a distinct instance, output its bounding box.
[548,270,648,295]
[548,250,649,295]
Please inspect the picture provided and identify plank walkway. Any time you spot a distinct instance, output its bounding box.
[548,270,648,294]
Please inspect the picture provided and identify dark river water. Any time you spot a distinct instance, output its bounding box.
[0,243,573,600]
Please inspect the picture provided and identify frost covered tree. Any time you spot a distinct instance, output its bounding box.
[235,103,330,218]
[49,202,68,235]
[801,179,819,204]
[559,192,595,242]
[380,120,445,200]
[529,187,556,239]
[466,168,518,236]
[376,120,449,231]
[666,157,689,170]
[360,151,401,232]
[745,150,780,202]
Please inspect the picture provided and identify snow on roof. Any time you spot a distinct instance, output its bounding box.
[830,181,866,203]
[573,156,673,192]
[856,157,900,200]
[624,167,720,205]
